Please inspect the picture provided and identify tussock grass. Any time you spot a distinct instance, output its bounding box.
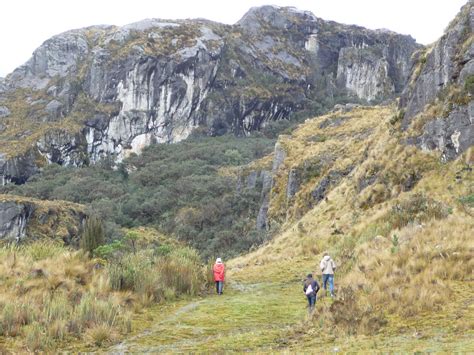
[229,104,474,349]
[0,228,205,352]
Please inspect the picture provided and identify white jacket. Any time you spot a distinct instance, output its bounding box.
[320,255,336,274]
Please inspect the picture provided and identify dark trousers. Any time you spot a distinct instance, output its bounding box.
[215,281,224,294]
[306,294,316,310]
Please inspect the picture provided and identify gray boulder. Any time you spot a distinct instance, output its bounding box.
[0,198,86,245]
[0,106,10,118]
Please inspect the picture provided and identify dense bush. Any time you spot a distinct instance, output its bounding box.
[3,135,275,258]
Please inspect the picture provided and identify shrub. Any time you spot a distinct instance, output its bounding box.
[0,304,17,336]
[386,193,449,229]
[48,319,68,341]
[94,240,124,260]
[84,324,117,347]
[157,248,202,296]
[459,193,474,208]
[313,287,387,335]
[106,246,204,301]
[75,295,120,327]
[44,294,70,323]
[81,217,105,257]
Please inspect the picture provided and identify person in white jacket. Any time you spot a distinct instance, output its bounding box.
[320,253,336,297]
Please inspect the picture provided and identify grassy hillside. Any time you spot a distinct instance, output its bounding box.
[227,105,473,350]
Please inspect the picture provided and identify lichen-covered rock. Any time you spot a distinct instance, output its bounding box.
[37,129,88,166]
[256,171,273,230]
[0,77,6,93]
[417,103,474,162]
[400,3,472,125]
[0,201,31,242]
[9,30,90,90]
[0,152,39,185]
[272,142,287,172]
[287,168,300,199]
[0,195,86,244]
[336,46,394,101]
[311,167,353,204]
[400,1,473,160]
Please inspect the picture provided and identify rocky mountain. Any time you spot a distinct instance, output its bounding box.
[0,5,421,184]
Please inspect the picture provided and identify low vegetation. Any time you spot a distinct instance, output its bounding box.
[0,228,205,352]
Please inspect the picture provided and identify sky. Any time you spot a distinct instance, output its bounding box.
[0,0,468,77]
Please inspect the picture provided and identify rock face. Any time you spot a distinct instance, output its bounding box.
[400,1,473,160]
[0,201,31,242]
[0,5,420,183]
[0,152,39,185]
[0,196,86,244]
[416,103,474,162]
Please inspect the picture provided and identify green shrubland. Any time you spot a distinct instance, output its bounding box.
[3,135,275,258]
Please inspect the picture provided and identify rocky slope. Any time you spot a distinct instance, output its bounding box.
[0,5,421,184]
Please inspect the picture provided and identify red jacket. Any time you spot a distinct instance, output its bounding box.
[213,263,225,281]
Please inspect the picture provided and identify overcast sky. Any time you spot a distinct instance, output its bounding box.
[0,0,468,77]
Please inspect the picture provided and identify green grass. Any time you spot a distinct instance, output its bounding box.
[59,258,473,353]
[88,279,308,352]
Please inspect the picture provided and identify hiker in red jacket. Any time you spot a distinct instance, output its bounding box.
[213,257,225,295]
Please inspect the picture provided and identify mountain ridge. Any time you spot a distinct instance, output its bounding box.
[0,5,423,184]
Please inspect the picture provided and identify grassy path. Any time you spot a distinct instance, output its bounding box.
[104,256,474,353]
[109,279,308,352]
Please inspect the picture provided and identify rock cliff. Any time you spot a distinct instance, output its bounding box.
[0,6,420,183]
[400,1,473,161]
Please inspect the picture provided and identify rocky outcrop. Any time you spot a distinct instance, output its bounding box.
[0,152,39,185]
[311,167,353,204]
[256,171,273,230]
[0,78,7,94]
[0,195,86,244]
[286,168,300,200]
[0,5,421,183]
[336,46,394,101]
[0,106,10,118]
[400,1,473,160]
[0,201,31,242]
[416,103,474,162]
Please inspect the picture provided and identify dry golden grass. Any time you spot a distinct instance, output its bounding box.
[0,227,204,352]
[229,104,474,347]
